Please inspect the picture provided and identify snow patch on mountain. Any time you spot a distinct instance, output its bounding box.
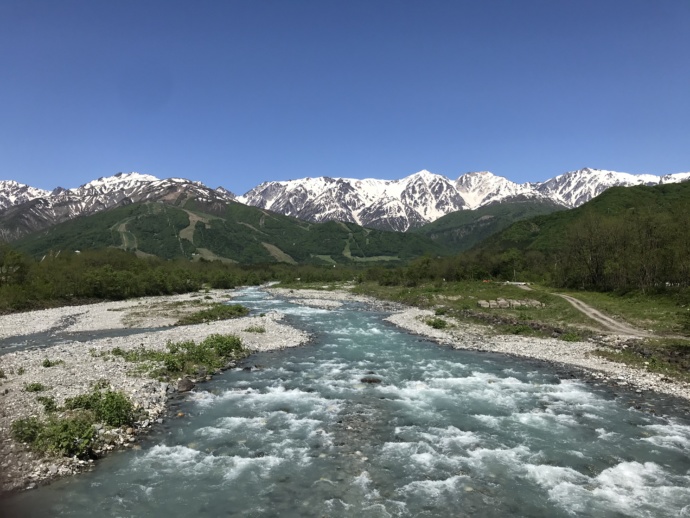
[0,181,51,211]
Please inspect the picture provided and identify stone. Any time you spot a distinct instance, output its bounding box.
[177,378,195,392]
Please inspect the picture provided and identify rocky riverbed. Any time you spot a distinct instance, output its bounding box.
[2,285,688,496]
[267,287,690,403]
[0,289,309,494]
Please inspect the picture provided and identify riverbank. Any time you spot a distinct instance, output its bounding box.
[266,287,690,404]
[0,289,310,494]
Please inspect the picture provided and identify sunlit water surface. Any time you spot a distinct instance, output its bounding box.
[4,288,690,517]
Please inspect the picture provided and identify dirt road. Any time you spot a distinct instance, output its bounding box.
[515,284,652,337]
[555,293,653,337]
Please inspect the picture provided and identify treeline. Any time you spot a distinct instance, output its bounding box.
[0,247,357,313]
[553,208,690,292]
[360,204,690,296]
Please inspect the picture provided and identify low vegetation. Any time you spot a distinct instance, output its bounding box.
[593,337,690,384]
[11,386,135,459]
[11,413,95,458]
[111,334,247,380]
[42,358,64,368]
[175,303,249,325]
[425,317,448,329]
[243,325,266,333]
[24,382,48,392]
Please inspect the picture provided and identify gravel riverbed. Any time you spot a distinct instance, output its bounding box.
[268,287,690,403]
[0,289,309,494]
[1,286,688,495]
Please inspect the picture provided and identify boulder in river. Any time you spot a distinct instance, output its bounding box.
[177,378,195,392]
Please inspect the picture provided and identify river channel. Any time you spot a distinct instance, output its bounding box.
[4,288,690,517]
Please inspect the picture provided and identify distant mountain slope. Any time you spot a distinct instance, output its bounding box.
[239,168,690,231]
[0,173,235,241]
[413,201,564,252]
[2,168,689,238]
[13,201,447,264]
[474,181,690,256]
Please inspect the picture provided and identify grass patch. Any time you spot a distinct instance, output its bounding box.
[64,388,134,427]
[243,326,266,333]
[25,382,48,392]
[175,303,249,326]
[11,412,96,458]
[42,358,64,368]
[36,395,58,413]
[353,281,618,334]
[593,337,690,383]
[12,386,135,459]
[558,289,690,336]
[112,334,248,380]
[426,317,448,330]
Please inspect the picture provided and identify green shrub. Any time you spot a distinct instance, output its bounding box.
[112,334,247,380]
[175,304,249,326]
[25,382,47,392]
[503,324,535,335]
[36,395,58,413]
[34,412,96,457]
[203,334,243,356]
[434,307,448,316]
[11,416,42,444]
[17,367,25,375]
[426,317,448,329]
[243,326,266,333]
[64,389,133,427]
[42,358,64,368]
[13,412,96,458]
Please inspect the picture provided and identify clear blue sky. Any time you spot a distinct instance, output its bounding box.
[1,0,689,194]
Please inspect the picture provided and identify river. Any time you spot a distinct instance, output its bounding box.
[4,288,690,517]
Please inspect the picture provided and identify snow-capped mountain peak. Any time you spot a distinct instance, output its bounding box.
[455,171,542,209]
[0,181,51,211]
[535,167,660,207]
[2,166,689,239]
[79,172,160,193]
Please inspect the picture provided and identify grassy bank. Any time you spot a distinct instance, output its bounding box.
[287,280,690,382]
[351,281,596,340]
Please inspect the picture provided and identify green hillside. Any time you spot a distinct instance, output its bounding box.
[13,201,447,264]
[413,201,563,252]
[470,181,690,290]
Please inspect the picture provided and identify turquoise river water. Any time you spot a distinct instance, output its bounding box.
[3,288,690,517]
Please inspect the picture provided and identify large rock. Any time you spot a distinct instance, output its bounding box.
[177,378,195,393]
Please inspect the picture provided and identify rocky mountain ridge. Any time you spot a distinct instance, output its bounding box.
[0,173,236,241]
[1,167,689,239]
[238,167,690,231]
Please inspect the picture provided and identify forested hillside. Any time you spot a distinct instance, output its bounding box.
[12,201,446,264]
[470,182,690,291]
[413,201,563,252]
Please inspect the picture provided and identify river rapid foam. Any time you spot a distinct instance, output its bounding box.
[4,287,690,517]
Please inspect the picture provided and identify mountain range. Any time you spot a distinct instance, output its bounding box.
[1,167,689,241]
[239,168,690,231]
